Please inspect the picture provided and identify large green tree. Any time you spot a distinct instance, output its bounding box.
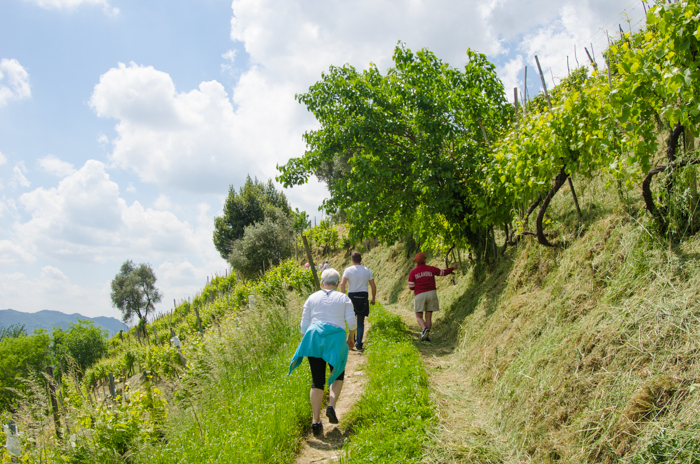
[110,260,162,327]
[277,45,511,257]
[213,176,292,260]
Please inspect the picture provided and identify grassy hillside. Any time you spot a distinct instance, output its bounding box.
[345,174,700,463]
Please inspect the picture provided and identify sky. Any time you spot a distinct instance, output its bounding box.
[0,0,646,321]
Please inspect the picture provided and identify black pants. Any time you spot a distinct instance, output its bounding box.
[348,292,369,349]
[308,356,345,390]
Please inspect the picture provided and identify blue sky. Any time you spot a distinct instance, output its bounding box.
[0,0,645,321]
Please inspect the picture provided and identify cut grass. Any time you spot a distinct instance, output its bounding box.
[341,304,433,463]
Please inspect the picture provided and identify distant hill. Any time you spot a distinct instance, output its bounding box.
[0,309,127,336]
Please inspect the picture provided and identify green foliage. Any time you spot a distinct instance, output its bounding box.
[342,304,433,463]
[213,176,292,260]
[279,44,512,256]
[301,219,340,254]
[292,207,311,234]
[53,319,108,374]
[228,213,295,280]
[134,299,310,464]
[110,260,162,325]
[0,331,51,410]
[0,323,26,342]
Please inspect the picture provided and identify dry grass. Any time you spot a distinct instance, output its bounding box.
[339,173,700,463]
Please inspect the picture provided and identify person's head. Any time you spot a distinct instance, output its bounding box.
[320,268,341,288]
[414,252,426,265]
[351,251,362,264]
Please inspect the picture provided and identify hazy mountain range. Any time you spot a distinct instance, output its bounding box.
[0,309,127,336]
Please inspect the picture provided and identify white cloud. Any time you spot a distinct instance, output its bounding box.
[0,59,31,107]
[0,240,36,264]
[37,155,76,178]
[10,165,31,189]
[153,194,171,211]
[15,159,224,265]
[0,269,108,316]
[0,151,7,166]
[23,0,119,15]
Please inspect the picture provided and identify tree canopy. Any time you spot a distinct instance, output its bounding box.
[110,260,162,326]
[278,44,512,255]
[0,330,51,410]
[228,212,295,279]
[52,319,108,373]
[213,176,292,260]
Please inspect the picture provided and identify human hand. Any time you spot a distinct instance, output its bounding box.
[370,298,375,305]
[347,338,355,350]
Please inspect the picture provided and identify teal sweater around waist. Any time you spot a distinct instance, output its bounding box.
[287,321,348,386]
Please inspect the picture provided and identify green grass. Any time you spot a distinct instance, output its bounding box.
[342,304,433,463]
[134,299,312,464]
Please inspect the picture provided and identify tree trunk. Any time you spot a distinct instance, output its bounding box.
[536,166,569,247]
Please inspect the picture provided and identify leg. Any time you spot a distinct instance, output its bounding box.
[355,313,365,349]
[425,311,433,330]
[310,388,323,423]
[326,368,345,423]
[308,357,327,423]
[328,380,343,408]
[415,312,426,330]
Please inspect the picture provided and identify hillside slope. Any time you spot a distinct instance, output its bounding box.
[335,178,700,463]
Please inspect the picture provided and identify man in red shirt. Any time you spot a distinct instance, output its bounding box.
[408,252,458,341]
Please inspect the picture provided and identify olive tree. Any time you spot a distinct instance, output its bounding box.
[110,260,162,329]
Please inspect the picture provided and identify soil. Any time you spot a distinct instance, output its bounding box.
[294,338,369,464]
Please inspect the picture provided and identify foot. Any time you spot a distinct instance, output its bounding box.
[424,329,431,342]
[312,422,323,436]
[326,405,339,424]
[420,327,428,341]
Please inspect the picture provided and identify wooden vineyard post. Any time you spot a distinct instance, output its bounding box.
[45,366,62,439]
[534,55,552,110]
[193,306,203,333]
[108,373,116,398]
[152,326,159,345]
[301,233,321,290]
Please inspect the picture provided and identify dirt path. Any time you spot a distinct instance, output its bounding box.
[385,304,524,463]
[294,334,369,464]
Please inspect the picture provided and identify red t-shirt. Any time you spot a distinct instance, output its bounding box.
[408,264,455,296]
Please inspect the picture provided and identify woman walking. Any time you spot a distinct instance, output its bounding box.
[287,268,357,435]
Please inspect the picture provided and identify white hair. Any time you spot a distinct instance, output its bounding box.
[320,268,341,286]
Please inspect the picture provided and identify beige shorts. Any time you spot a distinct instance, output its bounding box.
[414,290,439,313]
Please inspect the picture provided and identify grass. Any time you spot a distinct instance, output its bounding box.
[344,173,700,463]
[133,296,312,464]
[341,304,433,463]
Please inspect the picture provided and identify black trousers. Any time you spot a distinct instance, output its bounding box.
[308,356,345,389]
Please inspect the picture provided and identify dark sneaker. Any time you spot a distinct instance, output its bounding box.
[326,405,339,424]
[312,422,323,436]
[420,328,428,341]
[424,329,431,342]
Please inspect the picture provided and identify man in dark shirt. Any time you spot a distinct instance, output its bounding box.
[408,252,457,341]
